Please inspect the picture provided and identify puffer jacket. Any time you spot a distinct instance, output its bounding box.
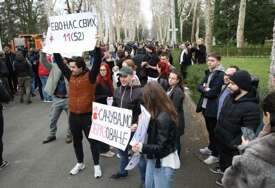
[142,112,177,168]
[215,90,261,149]
[112,85,142,124]
[0,79,11,110]
[222,131,275,188]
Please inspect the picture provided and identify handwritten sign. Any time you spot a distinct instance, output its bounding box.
[43,12,98,56]
[88,102,132,151]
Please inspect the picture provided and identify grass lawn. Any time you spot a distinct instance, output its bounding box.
[172,49,271,103]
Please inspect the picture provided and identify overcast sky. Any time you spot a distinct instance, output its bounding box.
[54,0,153,29]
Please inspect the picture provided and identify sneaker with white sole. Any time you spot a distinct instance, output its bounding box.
[94,165,102,178]
[100,151,115,158]
[204,155,219,165]
[210,167,224,175]
[70,163,85,175]
[199,147,212,155]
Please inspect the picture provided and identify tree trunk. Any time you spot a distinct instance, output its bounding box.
[236,0,247,48]
[195,16,200,42]
[191,0,198,43]
[205,0,215,54]
[269,19,275,91]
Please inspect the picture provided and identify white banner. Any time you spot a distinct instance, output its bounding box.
[43,12,98,56]
[89,102,132,151]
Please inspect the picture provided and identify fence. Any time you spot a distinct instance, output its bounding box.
[212,46,271,57]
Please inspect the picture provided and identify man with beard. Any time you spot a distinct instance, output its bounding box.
[214,70,260,185]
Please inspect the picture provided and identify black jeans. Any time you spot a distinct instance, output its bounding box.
[219,142,239,172]
[0,108,4,164]
[203,112,218,157]
[69,112,100,165]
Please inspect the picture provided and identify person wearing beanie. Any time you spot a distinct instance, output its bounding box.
[214,70,261,186]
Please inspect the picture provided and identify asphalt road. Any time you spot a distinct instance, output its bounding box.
[0,96,219,188]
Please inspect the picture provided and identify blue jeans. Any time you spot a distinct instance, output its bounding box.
[118,149,146,183]
[145,159,174,188]
[40,76,52,101]
[48,97,71,136]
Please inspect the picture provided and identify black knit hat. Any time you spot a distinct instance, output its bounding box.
[229,70,252,91]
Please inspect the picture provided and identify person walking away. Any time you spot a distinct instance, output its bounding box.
[222,91,275,188]
[167,70,185,156]
[13,51,32,104]
[53,44,102,178]
[196,53,224,165]
[132,82,180,188]
[40,52,72,144]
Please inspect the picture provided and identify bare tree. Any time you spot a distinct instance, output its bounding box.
[270,19,275,91]
[236,0,247,48]
[205,0,215,53]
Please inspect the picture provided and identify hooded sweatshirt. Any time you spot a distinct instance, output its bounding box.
[222,132,275,188]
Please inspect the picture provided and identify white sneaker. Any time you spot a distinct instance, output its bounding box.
[100,151,115,158]
[94,165,102,178]
[70,163,85,175]
[199,147,212,155]
[204,156,219,165]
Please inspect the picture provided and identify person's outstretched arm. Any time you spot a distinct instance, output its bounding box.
[53,53,71,80]
[89,47,101,84]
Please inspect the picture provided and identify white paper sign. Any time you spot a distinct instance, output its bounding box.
[130,105,151,146]
[88,102,132,151]
[0,37,2,51]
[14,38,25,47]
[43,12,98,56]
[126,105,151,170]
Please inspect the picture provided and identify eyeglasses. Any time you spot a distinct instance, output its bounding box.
[100,69,107,72]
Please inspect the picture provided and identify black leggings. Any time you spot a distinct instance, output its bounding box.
[69,112,100,165]
[0,109,4,164]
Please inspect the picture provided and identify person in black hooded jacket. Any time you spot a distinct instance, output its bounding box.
[215,70,261,177]
[110,66,146,183]
[0,78,11,169]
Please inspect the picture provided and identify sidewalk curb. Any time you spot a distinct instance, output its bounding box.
[184,91,208,141]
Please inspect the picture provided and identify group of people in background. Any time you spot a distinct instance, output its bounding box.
[0,36,275,188]
[196,52,275,187]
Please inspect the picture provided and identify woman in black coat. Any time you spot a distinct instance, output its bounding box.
[132,82,180,188]
[167,70,185,156]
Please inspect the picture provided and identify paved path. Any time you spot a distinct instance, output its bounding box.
[0,95,219,188]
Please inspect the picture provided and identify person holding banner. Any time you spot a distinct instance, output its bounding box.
[110,66,145,182]
[132,82,180,188]
[53,42,102,178]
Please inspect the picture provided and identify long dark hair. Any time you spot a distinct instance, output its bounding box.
[143,82,178,125]
[262,91,275,128]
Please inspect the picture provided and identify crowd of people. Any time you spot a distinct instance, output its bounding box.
[0,37,275,188]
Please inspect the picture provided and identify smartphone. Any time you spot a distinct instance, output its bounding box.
[241,127,256,141]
